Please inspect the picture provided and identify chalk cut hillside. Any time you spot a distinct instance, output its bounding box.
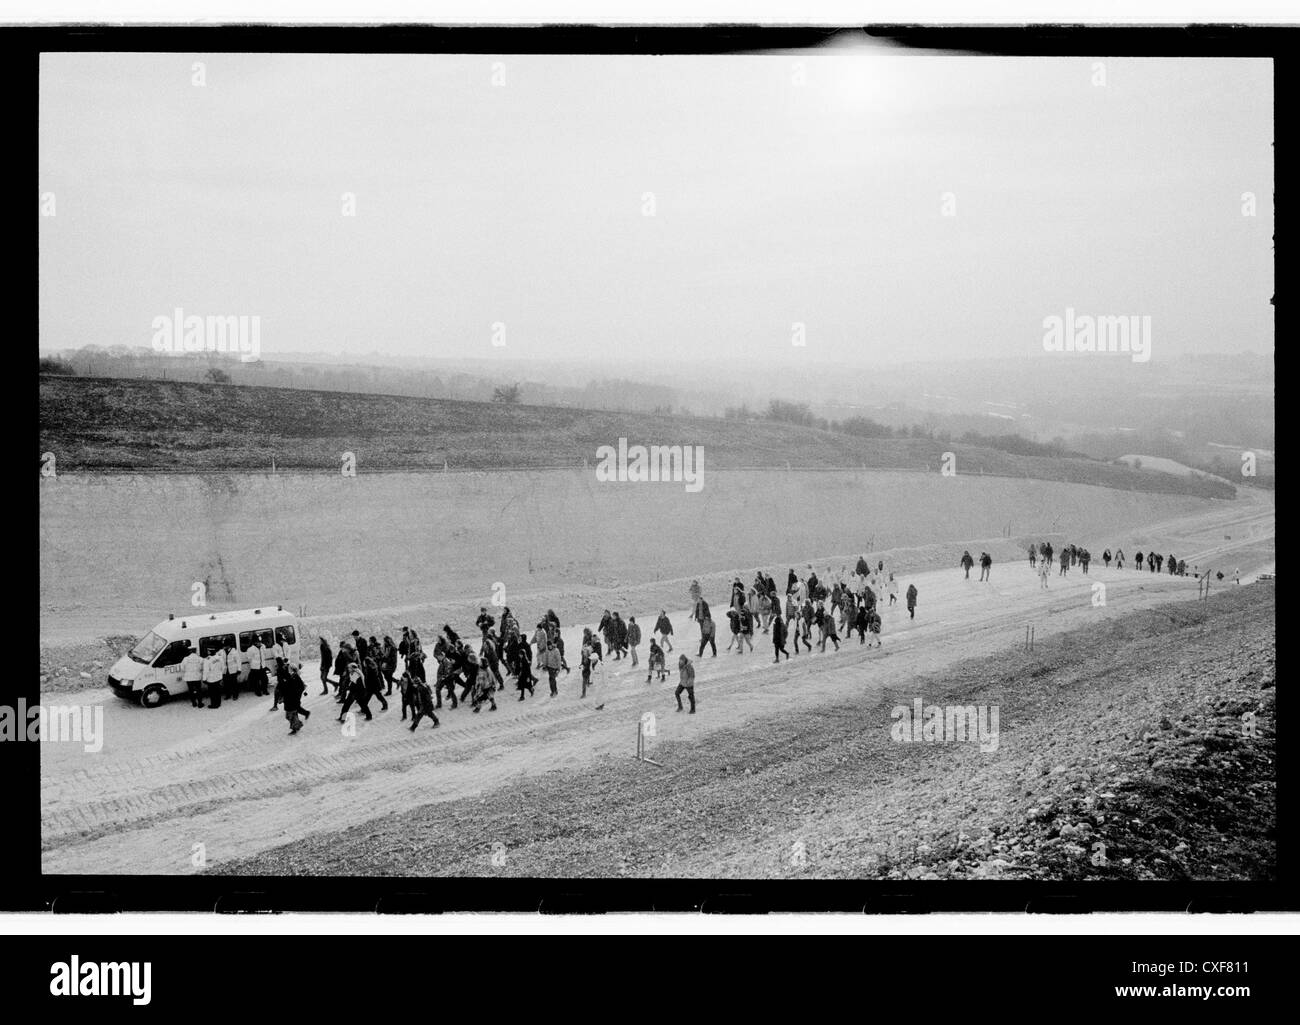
[40,375,1233,498]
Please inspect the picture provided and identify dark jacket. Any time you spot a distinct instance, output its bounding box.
[280,670,306,712]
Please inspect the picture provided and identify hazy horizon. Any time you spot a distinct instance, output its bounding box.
[40,52,1274,367]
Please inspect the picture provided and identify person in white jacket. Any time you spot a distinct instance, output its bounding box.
[203,650,225,709]
[222,640,242,701]
[246,637,268,697]
[181,647,205,708]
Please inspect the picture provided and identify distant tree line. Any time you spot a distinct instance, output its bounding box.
[723,397,1083,459]
[39,356,76,375]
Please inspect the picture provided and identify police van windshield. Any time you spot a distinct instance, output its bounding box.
[128,630,168,664]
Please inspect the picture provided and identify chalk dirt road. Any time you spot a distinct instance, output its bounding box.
[40,491,1273,875]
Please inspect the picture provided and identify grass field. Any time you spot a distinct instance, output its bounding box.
[40,374,1235,499]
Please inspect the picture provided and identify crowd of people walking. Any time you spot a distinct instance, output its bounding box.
[236,557,918,735]
[194,538,1224,736]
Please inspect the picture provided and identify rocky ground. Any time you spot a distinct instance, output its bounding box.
[216,581,1274,880]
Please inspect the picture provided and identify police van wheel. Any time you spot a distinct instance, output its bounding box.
[140,684,167,708]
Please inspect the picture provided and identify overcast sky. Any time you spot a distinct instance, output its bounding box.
[39,51,1273,366]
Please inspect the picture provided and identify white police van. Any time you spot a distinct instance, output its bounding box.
[108,606,301,708]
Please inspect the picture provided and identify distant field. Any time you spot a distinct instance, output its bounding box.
[39,375,1234,499]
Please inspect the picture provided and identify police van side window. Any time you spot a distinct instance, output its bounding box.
[200,634,235,657]
[275,625,297,646]
[239,630,274,651]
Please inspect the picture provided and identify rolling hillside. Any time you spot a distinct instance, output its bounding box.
[39,376,1234,498]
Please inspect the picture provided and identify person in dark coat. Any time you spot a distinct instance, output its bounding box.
[480,633,505,690]
[433,651,460,710]
[613,613,629,660]
[512,637,537,701]
[318,635,333,695]
[854,602,869,643]
[739,606,755,652]
[279,664,310,734]
[404,672,439,731]
[960,551,975,578]
[867,609,882,648]
[380,635,398,693]
[697,601,716,657]
[725,606,741,653]
[626,616,642,667]
[580,630,601,699]
[819,604,840,652]
[362,653,389,711]
[655,610,674,652]
[675,655,696,713]
[646,639,667,681]
[771,611,789,662]
[450,643,477,703]
[338,664,372,722]
[332,643,354,702]
[906,583,918,619]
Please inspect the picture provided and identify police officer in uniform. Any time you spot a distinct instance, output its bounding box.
[181,645,205,707]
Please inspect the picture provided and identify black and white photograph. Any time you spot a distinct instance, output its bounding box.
[29,20,1280,914]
